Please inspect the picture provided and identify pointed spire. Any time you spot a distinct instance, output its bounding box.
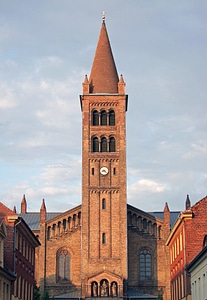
[164,202,170,212]
[164,202,171,234]
[89,20,119,93]
[185,194,191,210]
[21,194,27,214]
[118,74,126,94]
[82,74,90,94]
[40,199,47,223]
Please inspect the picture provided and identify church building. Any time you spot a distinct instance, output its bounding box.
[19,17,176,300]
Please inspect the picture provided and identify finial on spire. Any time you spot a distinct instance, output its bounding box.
[102,10,106,23]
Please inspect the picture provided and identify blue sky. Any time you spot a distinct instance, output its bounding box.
[1,0,207,213]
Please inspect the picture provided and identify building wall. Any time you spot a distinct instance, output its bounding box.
[127,206,170,300]
[190,255,207,300]
[0,218,16,300]
[185,197,207,263]
[0,203,39,300]
[167,196,207,300]
[36,206,82,297]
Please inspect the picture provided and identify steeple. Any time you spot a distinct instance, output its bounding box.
[88,18,119,93]
[21,194,27,214]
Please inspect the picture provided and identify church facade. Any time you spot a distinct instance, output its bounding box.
[20,19,174,300]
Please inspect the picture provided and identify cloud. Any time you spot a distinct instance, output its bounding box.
[184,141,207,159]
[1,0,207,214]
[0,83,18,109]
[129,179,167,194]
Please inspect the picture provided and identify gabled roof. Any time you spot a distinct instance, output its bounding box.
[89,20,119,93]
[0,202,17,218]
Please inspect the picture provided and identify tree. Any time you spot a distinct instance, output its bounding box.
[157,293,163,300]
[34,281,41,300]
[40,289,50,300]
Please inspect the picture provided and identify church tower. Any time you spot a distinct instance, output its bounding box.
[80,15,128,298]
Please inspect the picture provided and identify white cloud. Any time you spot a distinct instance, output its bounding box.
[129,179,167,194]
[1,0,207,213]
[0,83,17,109]
[183,141,207,159]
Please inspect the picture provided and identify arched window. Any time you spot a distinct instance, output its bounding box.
[102,198,106,210]
[92,110,99,126]
[139,250,152,281]
[92,137,99,152]
[109,137,116,152]
[57,249,70,282]
[101,110,107,125]
[101,137,107,152]
[47,226,51,240]
[102,233,106,245]
[109,110,115,126]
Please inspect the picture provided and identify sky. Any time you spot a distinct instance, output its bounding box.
[1,1,207,214]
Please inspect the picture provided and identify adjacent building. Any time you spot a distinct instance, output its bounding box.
[187,235,207,300]
[166,195,207,300]
[0,218,16,300]
[0,202,40,300]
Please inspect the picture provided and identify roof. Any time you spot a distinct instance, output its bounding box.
[89,20,119,93]
[19,212,61,230]
[0,202,17,219]
[149,211,180,229]
[19,209,180,232]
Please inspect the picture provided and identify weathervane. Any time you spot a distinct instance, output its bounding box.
[102,10,106,23]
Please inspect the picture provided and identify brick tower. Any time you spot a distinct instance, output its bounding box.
[80,15,128,298]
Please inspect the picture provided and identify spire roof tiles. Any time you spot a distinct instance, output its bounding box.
[89,21,119,93]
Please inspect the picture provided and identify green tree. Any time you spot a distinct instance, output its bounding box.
[34,281,41,300]
[40,289,50,300]
[157,293,163,300]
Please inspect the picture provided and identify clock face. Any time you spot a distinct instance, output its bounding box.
[100,167,108,175]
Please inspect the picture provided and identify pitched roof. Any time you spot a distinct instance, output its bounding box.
[19,212,61,231]
[89,21,119,93]
[149,211,180,229]
[0,202,17,217]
